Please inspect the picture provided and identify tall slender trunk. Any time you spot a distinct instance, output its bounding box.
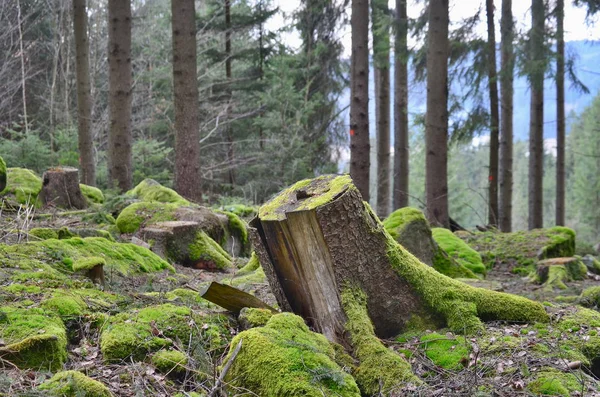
[349,0,370,201]
[107,0,133,192]
[372,0,391,217]
[486,0,500,227]
[73,0,96,186]
[556,0,565,226]
[17,0,29,135]
[172,0,202,201]
[425,0,450,228]
[393,0,409,210]
[499,0,514,232]
[528,0,545,229]
[225,0,235,187]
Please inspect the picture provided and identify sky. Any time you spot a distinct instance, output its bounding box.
[266,0,600,56]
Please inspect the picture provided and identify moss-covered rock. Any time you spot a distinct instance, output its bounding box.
[238,307,274,329]
[127,179,190,205]
[219,203,257,218]
[0,167,42,207]
[527,368,582,396]
[29,227,59,240]
[0,307,67,371]
[0,155,6,192]
[458,227,576,269]
[224,313,361,397]
[38,370,113,397]
[579,286,600,309]
[432,228,487,275]
[216,210,250,256]
[187,231,232,270]
[152,349,188,376]
[80,184,105,204]
[237,252,260,275]
[116,201,180,234]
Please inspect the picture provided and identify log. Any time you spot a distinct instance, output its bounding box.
[199,282,277,313]
[251,175,549,344]
[39,167,87,209]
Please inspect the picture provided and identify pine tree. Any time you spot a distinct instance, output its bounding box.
[486,0,500,227]
[556,0,565,226]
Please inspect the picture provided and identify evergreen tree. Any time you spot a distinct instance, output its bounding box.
[486,0,500,227]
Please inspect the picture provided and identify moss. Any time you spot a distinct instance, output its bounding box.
[217,210,249,250]
[527,368,581,396]
[29,227,59,240]
[38,370,113,397]
[432,228,487,275]
[188,231,232,270]
[228,266,266,287]
[42,293,88,317]
[3,284,42,294]
[80,184,105,204]
[432,248,478,278]
[237,252,260,276]
[419,332,470,370]
[73,256,106,272]
[383,207,428,240]
[579,286,600,309]
[341,287,421,394]
[259,175,354,221]
[0,307,67,371]
[164,288,206,306]
[238,307,274,328]
[152,349,188,376]
[219,203,257,218]
[115,201,180,234]
[224,313,361,396]
[58,227,76,239]
[557,307,600,332]
[0,167,42,206]
[127,178,190,205]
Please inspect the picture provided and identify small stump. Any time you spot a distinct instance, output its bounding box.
[536,257,587,290]
[73,257,106,286]
[40,167,87,209]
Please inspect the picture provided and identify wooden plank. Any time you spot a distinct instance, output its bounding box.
[199,282,277,314]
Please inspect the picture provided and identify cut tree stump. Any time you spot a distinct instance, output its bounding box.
[39,167,87,209]
[251,175,549,343]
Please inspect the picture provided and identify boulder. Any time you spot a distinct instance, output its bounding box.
[0,167,42,207]
[432,227,487,276]
[38,370,113,397]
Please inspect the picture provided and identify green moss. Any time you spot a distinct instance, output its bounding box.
[0,307,67,371]
[116,201,180,233]
[228,266,266,287]
[3,284,42,294]
[38,370,113,397]
[58,227,76,239]
[188,231,232,270]
[152,349,188,376]
[224,313,361,397]
[557,307,600,332]
[73,256,106,272]
[29,227,59,240]
[42,293,88,317]
[432,228,487,275]
[432,248,478,278]
[80,184,105,204]
[218,210,249,250]
[579,286,600,308]
[238,307,274,328]
[164,288,206,306]
[528,368,581,396]
[237,252,260,276]
[0,167,42,206]
[259,175,354,221]
[341,287,421,394]
[219,203,257,218]
[127,179,190,205]
[383,207,428,240]
[419,332,469,370]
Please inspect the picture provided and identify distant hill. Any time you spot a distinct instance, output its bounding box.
[340,40,600,142]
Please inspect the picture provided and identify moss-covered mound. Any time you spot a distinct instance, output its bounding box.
[432,228,487,275]
[127,178,190,205]
[224,313,361,397]
[528,368,582,396]
[457,227,576,270]
[0,307,67,371]
[218,203,257,218]
[238,307,273,329]
[152,349,189,376]
[39,370,113,397]
[29,227,59,240]
[80,184,105,204]
[116,201,181,234]
[0,167,42,207]
[100,304,231,362]
[0,155,6,192]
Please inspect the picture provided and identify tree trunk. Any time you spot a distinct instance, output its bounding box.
[372,0,391,218]
[16,0,29,135]
[499,0,514,232]
[40,167,88,209]
[425,0,450,228]
[393,0,409,210]
[108,0,133,192]
[251,175,548,345]
[172,0,202,201]
[225,0,235,188]
[73,0,96,186]
[528,0,545,229]
[556,0,565,226]
[349,0,370,201]
[486,0,500,227]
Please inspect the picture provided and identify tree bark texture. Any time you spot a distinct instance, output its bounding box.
[40,167,88,209]
[172,0,202,201]
[108,0,133,192]
[499,0,514,232]
[556,0,565,226]
[225,0,235,188]
[372,0,391,218]
[251,175,549,345]
[425,0,450,228]
[528,0,545,229]
[486,0,500,227]
[73,0,96,186]
[393,0,409,210]
[349,0,370,202]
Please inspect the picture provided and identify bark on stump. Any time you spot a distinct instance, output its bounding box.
[251,175,549,344]
[39,167,87,209]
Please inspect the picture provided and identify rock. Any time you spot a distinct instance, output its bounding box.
[0,167,42,207]
[432,227,487,276]
[581,254,600,274]
[80,183,105,204]
[126,178,190,205]
[38,370,113,397]
[39,167,87,209]
[238,307,274,329]
[578,286,600,309]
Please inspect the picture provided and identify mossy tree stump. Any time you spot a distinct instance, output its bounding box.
[251,175,550,343]
[40,167,87,209]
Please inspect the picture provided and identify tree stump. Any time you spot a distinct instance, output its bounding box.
[251,175,549,344]
[39,167,87,209]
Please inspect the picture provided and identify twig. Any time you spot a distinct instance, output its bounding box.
[208,339,242,397]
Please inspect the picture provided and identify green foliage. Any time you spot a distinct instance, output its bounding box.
[38,370,113,397]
